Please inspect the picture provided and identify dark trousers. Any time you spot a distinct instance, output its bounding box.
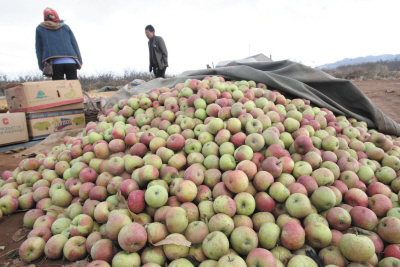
[154,67,167,78]
[52,64,78,80]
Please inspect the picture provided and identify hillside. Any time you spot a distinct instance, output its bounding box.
[318,54,400,69]
[322,60,400,80]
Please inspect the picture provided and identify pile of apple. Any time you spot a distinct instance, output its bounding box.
[1,76,400,267]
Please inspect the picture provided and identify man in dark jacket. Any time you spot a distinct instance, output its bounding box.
[36,8,82,80]
[145,25,168,78]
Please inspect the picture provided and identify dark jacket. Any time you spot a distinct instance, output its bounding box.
[148,35,168,72]
[35,22,83,70]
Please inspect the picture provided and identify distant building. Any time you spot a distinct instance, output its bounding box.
[216,53,272,68]
[246,53,273,62]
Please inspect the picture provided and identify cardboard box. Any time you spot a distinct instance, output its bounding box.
[5,80,84,113]
[27,109,85,140]
[0,113,29,146]
[28,102,85,114]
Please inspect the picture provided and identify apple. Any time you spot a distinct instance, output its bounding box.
[63,236,87,261]
[91,239,118,263]
[339,170,360,189]
[285,193,312,218]
[51,217,71,235]
[338,156,360,173]
[384,244,400,260]
[217,254,246,267]
[349,206,378,230]
[293,135,314,154]
[252,171,274,192]
[311,168,334,186]
[146,222,168,244]
[261,157,282,178]
[33,215,56,229]
[281,222,305,250]
[175,180,197,202]
[195,185,212,204]
[208,213,234,236]
[367,182,392,197]
[303,213,328,229]
[225,170,249,193]
[184,221,209,244]
[388,207,400,220]
[86,260,112,267]
[85,232,103,255]
[27,226,52,242]
[377,216,400,243]
[202,231,230,260]
[162,233,190,260]
[269,182,290,203]
[24,209,45,228]
[287,255,318,267]
[254,192,276,213]
[293,161,313,179]
[19,236,46,262]
[326,207,351,231]
[44,234,68,259]
[369,193,393,217]
[233,192,255,216]
[379,257,400,266]
[213,195,236,216]
[112,251,141,267]
[230,226,258,255]
[305,222,332,249]
[89,186,108,202]
[339,233,375,262]
[94,202,115,224]
[18,192,35,209]
[107,156,125,175]
[246,248,277,267]
[145,185,168,208]
[179,202,198,223]
[344,188,369,207]
[164,206,188,233]
[141,246,166,266]
[0,195,18,215]
[311,186,336,211]
[117,222,147,252]
[105,214,132,241]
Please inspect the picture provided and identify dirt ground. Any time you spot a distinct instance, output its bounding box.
[352,79,400,124]
[0,79,400,266]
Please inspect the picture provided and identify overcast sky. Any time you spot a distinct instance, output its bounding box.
[1,0,399,78]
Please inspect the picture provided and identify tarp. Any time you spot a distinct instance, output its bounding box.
[13,128,84,158]
[97,86,119,92]
[105,60,400,136]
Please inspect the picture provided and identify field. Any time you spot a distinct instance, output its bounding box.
[0,79,400,266]
[352,79,400,124]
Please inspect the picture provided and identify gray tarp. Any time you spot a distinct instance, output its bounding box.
[97,86,120,92]
[105,60,400,136]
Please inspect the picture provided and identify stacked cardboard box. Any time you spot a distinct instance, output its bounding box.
[0,113,29,146]
[6,80,86,140]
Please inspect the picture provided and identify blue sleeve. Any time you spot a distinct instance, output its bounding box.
[68,26,83,64]
[35,27,44,70]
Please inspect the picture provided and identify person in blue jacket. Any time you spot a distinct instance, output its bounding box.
[35,8,83,80]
